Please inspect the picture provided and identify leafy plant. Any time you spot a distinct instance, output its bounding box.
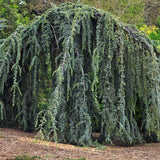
[140,16,160,51]
[140,25,159,35]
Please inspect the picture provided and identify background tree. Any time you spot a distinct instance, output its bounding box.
[0,0,159,39]
[26,0,159,27]
[143,0,160,26]
[0,0,33,39]
[0,19,7,43]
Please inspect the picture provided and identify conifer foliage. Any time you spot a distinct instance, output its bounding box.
[0,3,160,146]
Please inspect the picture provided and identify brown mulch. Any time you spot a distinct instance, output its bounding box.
[0,128,160,160]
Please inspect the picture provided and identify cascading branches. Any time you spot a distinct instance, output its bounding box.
[0,3,160,146]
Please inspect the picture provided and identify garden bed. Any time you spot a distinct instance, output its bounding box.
[0,128,160,160]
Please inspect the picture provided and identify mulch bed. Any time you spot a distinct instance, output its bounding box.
[0,128,160,160]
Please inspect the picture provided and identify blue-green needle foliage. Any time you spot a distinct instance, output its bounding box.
[0,3,160,146]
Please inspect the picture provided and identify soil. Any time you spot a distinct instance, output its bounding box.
[0,128,160,160]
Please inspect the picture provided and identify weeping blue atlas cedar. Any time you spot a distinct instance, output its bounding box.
[0,3,160,146]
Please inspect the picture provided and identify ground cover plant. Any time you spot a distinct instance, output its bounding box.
[0,2,160,146]
[10,155,42,160]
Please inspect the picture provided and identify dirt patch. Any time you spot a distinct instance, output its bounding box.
[0,128,160,160]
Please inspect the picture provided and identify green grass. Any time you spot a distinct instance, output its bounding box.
[11,155,86,160]
[0,132,5,138]
[10,155,42,160]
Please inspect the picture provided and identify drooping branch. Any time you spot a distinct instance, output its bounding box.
[0,2,160,146]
